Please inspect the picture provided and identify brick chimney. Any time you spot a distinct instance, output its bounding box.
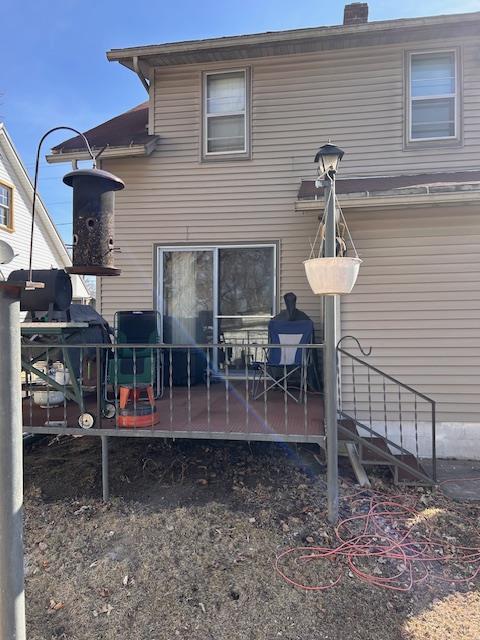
[343,3,369,25]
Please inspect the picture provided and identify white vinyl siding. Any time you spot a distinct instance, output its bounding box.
[409,51,457,141]
[204,70,247,155]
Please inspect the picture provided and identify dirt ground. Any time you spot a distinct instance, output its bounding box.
[23,436,479,640]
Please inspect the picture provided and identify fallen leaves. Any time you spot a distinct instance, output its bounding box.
[48,599,64,612]
[122,574,135,587]
[93,604,113,617]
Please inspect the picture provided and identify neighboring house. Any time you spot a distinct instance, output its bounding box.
[48,4,480,460]
[0,123,91,304]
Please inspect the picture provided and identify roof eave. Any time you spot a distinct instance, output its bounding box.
[296,190,480,211]
[107,11,480,69]
[46,139,158,164]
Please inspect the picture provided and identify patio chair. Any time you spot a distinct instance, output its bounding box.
[251,319,314,403]
[105,310,163,407]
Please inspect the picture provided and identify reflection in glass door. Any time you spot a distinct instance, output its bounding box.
[161,249,215,345]
[158,244,276,377]
[217,246,275,374]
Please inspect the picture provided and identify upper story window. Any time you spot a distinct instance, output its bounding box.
[203,69,250,159]
[0,182,13,230]
[409,50,458,142]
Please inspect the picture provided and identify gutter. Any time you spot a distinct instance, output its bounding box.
[46,139,158,164]
[296,189,480,212]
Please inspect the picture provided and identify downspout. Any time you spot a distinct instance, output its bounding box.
[133,56,150,92]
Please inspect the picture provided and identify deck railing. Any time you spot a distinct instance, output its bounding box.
[21,342,324,444]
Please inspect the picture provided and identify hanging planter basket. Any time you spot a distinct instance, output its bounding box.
[304,186,362,295]
[304,256,362,295]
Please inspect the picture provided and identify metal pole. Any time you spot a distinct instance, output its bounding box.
[323,176,339,523]
[101,436,109,502]
[0,289,26,640]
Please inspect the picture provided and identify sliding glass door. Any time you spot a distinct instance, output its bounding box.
[158,244,276,375]
[161,248,215,345]
[217,246,275,373]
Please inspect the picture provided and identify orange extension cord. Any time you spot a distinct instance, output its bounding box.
[276,480,480,592]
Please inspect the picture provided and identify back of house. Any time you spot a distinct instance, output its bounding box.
[49,3,480,459]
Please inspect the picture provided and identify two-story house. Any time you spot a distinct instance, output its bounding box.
[48,3,480,463]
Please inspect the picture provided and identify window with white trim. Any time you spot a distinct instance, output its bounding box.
[409,51,457,141]
[0,182,13,229]
[204,70,247,155]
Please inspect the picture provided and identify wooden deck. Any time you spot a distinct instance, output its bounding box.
[23,382,325,443]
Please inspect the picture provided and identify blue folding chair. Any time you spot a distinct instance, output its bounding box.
[251,319,314,403]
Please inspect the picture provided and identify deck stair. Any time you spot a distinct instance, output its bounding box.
[338,416,432,485]
[336,340,437,487]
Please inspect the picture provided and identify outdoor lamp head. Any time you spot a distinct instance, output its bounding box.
[314,143,344,177]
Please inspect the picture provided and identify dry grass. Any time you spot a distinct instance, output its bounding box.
[24,437,479,640]
[404,592,480,640]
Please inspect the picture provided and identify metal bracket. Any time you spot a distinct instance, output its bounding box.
[133,56,150,92]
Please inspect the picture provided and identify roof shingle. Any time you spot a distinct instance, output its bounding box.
[51,102,154,153]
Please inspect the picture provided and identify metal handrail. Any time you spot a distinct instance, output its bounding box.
[337,346,437,483]
[338,347,435,405]
[23,342,325,350]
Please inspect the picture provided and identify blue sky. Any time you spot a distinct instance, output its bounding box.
[2,0,479,242]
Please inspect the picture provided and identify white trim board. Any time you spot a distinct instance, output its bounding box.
[356,420,480,460]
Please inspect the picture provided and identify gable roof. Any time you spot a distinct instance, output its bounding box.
[0,123,91,300]
[49,102,154,157]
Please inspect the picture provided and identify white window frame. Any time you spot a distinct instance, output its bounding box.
[203,69,249,158]
[408,49,458,143]
[0,181,14,231]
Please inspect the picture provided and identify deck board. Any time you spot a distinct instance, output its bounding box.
[23,382,324,442]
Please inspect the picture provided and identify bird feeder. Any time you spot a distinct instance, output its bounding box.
[63,168,125,276]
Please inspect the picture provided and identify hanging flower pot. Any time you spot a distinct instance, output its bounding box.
[304,187,361,295]
[303,256,362,295]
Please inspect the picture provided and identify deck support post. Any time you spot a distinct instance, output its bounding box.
[0,288,26,640]
[323,177,339,524]
[101,436,109,501]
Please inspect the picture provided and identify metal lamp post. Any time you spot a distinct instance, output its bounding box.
[314,142,344,524]
[0,280,25,640]
[0,241,44,640]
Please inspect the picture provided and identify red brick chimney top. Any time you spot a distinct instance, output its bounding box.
[343,3,369,26]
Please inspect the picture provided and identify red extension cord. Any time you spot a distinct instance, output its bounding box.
[276,480,480,592]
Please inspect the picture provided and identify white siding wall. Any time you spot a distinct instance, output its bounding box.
[0,148,64,277]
